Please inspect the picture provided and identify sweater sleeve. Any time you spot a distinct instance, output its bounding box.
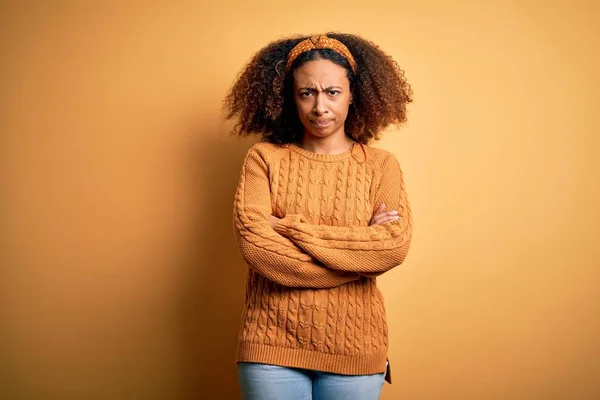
[273,152,412,277]
[233,146,361,288]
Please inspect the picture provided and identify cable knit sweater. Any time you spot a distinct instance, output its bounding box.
[232,141,412,383]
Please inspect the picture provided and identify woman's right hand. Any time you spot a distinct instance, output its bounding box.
[369,203,399,226]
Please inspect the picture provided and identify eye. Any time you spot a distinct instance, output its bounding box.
[299,91,312,97]
[328,90,340,96]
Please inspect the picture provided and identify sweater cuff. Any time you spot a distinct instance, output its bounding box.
[274,214,307,237]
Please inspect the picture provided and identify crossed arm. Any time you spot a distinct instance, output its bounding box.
[233,148,412,288]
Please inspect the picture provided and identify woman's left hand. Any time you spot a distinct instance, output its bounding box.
[370,203,399,226]
[269,215,280,229]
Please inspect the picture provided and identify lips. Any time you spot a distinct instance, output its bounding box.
[310,120,332,127]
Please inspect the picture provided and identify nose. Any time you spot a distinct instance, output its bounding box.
[313,93,328,115]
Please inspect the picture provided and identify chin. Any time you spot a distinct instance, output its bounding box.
[304,126,342,139]
[307,130,333,138]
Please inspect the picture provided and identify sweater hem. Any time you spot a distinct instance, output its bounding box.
[235,342,388,378]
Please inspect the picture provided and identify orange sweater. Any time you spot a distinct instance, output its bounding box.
[233,141,412,382]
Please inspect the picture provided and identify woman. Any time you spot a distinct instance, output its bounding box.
[224,32,413,400]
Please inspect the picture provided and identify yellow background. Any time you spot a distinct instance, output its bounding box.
[2,1,599,399]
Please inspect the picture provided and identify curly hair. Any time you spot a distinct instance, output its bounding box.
[223,32,413,144]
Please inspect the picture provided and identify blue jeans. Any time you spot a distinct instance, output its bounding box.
[238,362,386,400]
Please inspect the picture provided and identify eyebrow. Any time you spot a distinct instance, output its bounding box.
[298,86,343,91]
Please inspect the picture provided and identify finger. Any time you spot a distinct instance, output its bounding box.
[372,215,400,225]
[372,216,387,224]
[370,215,383,225]
[370,210,382,223]
[372,210,398,220]
[371,209,400,225]
[371,216,385,225]
[384,215,400,223]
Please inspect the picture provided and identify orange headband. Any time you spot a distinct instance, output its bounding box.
[286,34,357,73]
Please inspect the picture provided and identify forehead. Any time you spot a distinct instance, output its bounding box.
[293,59,349,87]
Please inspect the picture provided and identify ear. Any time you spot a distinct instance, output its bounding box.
[349,92,353,104]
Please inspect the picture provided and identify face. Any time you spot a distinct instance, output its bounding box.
[292,58,352,140]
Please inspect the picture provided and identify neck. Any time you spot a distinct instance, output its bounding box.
[299,131,355,155]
